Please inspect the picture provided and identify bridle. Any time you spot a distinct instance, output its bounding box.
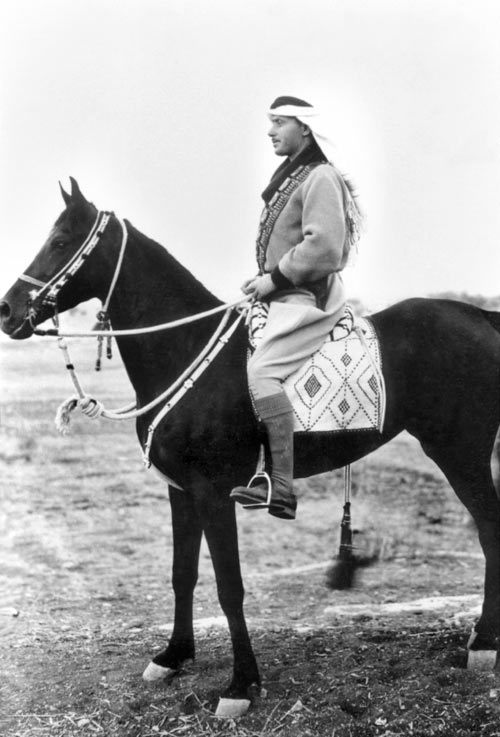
[18,210,124,330]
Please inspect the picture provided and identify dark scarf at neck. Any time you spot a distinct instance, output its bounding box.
[261,140,327,204]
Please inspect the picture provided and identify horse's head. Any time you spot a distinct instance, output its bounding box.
[0,178,113,339]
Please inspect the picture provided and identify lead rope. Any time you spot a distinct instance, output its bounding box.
[55,315,104,430]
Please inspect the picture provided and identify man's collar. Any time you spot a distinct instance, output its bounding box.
[261,141,327,203]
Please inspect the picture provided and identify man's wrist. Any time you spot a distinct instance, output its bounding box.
[270,266,294,290]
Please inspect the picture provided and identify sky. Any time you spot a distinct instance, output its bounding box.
[1,0,500,313]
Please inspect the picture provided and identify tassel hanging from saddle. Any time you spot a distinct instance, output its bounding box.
[326,464,378,590]
[93,308,113,371]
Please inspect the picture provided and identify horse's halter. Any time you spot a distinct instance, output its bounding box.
[18,210,123,329]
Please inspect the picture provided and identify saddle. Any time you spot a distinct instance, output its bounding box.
[248,302,385,434]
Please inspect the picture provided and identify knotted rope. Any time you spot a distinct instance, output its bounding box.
[54,328,107,433]
[53,300,250,438]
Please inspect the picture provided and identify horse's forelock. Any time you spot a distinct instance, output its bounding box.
[55,198,97,232]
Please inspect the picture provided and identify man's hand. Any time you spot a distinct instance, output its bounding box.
[241,274,276,300]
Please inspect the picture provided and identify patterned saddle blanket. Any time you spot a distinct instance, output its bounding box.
[248,303,386,434]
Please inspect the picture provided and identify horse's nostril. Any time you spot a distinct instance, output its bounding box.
[0,300,12,320]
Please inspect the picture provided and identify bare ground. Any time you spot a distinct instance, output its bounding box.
[1,337,500,736]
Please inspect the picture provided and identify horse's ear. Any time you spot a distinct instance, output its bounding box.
[59,181,71,206]
[69,176,88,204]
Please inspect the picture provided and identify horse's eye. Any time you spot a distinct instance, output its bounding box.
[52,239,66,250]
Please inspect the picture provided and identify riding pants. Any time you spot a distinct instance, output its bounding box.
[248,281,346,402]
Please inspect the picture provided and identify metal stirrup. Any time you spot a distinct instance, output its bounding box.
[242,445,272,509]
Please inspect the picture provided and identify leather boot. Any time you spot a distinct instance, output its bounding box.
[230,392,297,520]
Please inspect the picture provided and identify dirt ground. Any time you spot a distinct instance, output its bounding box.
[1,336,500,737]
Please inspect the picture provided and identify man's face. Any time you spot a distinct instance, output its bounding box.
[268,115,310,158]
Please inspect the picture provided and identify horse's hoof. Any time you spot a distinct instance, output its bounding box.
[467,648,497,671]
[142,662,176,682]
[467,629,498,670]
[215,697,251,718]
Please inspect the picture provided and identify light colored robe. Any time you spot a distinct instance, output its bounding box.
[249,163,350,400]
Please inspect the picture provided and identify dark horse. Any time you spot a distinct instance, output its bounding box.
[2,179,500,707]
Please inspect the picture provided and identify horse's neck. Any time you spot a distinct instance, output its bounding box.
[106,224,223,399]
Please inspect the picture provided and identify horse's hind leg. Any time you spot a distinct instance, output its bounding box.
[429,447,500,668]
[143,487,203,681]
[466,495,500,670]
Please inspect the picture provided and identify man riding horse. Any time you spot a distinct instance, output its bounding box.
[230,95,362,520]
[3,162,500,706]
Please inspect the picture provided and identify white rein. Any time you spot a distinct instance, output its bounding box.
[36,295,252,338]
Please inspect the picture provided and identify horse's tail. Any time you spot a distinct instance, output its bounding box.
[483,310,500,335]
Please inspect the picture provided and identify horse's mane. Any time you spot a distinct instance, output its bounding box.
[123,219,222,311]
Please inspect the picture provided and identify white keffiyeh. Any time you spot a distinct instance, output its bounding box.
[267,100,336,163]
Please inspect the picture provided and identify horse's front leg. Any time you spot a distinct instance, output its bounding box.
[143,486,202,681]
[201,487,260,703]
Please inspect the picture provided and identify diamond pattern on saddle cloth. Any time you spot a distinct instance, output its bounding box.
[248,302,385,434]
